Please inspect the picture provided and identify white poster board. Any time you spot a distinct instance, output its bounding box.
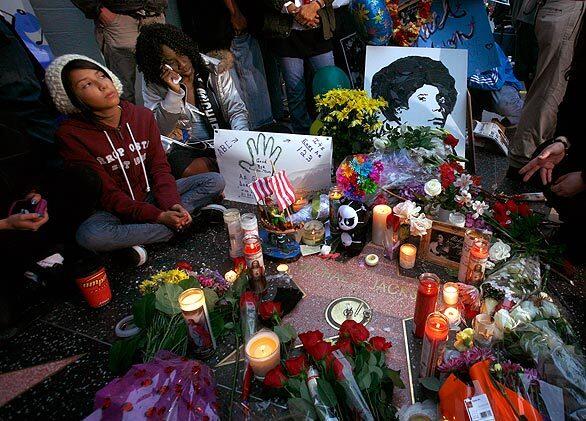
[364,46,468,157]
[214,129,333,204]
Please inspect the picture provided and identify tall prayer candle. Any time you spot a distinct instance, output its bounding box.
[245,330,280,378]
[241,213,259,238]
[178,288,216,358]
[329,186,343,237]
[458,230,491,282]
[243,234,266,293]
[419,312,449,378]
[413,273,440,338]
[442,282,459,306]
[223,209,243,258]
[372,205,393,245]
[465,238,490,285]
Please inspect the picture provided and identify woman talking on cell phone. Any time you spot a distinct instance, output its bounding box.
[45,54,225,262]
[136,23,249,179]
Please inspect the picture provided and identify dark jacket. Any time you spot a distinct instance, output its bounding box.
[57,101,180,223]
[262,0,336,39]
[71,0,167,20]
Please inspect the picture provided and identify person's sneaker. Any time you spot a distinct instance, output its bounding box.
[113,245,148,267]
[201,204,227,225]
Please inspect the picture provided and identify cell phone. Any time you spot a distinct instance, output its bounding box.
[8,198,47,216]
[164,64,182,85]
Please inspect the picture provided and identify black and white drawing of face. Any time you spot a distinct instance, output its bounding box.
[371,56,457,128]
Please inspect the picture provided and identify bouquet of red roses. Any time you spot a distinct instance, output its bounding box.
[263,320,404,420]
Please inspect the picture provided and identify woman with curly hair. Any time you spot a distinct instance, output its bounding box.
[136,23,249,178]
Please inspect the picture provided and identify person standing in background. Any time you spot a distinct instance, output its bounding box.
[71,0,168,103]
[262,0,336,134]
[507,0,585,175]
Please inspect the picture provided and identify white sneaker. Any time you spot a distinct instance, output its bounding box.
[131,245,148,267]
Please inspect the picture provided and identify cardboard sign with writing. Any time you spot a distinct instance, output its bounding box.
[214,129,333,204]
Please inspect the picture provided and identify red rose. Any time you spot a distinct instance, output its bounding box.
[517,202,531,217]
[444,133,459,148]
[505,199,518,214]
[439,163,456,189]
[335,338,354,356]
[263,365,287,388]
[298,330,324,349]
[387,212,401,232]
[239,291,258,309]
[339,320,369,344]
[368,336,392,352]
[307,340,334,361]
[285,354,308,377]
[472,175,482,186]
[450,161,464,174]
[258,301,282,321]
[232,256,246,275]
[175,260,193,271]
[332,357,345,380]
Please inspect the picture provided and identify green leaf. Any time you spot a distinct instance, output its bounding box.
[368,352,377,367]
[203,288,219,311]
[274,323,297,343]
[209,310,226,338]
[420,376,441,392]
[371,365,383,381]
[178,276,200,291]
[357,371,371,390]
[109,334,143,374]
[155,283,183,315]
[299,382,312,404]
[311,197,321,219]
[316,378,338,408]
[132,293,155,329]
[160,316,188,351]
[288,398,317,420]
[224,322,235,330]
[385,368,405,389]
[286,378,302,395]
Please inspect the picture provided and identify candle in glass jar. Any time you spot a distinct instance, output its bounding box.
[292,190,308,213]
[241,213,259,237]
[413,273,440,338]
[442,282,459,306]
[458,230,491,282]
[399,244,417,269]
[448,212,466,227]
[372,205,393,245]
[245,330,280,378]
[443,307,461,328]
[178,288,216,358]
[419,312,449,378]
[329,186,343,237]
[302,220,325,245]
[243,234,266,294]
[473,314,495,347]
[223,209,243,258]
[465,238,490,284]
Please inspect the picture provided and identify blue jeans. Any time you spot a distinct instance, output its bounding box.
[76,173,225,251]
[231,33,274,129]
[280,51,334,133]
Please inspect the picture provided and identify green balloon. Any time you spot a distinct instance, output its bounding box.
[310,118,324,135]
[312,66,351,98]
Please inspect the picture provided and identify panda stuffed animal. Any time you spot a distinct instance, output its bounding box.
[337,197,369,256]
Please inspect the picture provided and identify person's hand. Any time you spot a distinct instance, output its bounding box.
[170,204,192,229]
[551,171,586,197]
[286,4,299,14]
[98,7,118,26]
[519,142,566,185]
[160,65,182,94]
[157,210,187,230]
[230,10,248,34]
[296,2,320,27]
[2,212,49,231]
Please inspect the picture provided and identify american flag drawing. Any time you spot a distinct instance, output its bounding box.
[248,177,273,203]
[270,170,295,211]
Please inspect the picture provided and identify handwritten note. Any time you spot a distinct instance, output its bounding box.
[214,129,333,204]
[416,0,499,76]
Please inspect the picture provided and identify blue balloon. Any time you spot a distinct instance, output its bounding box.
[349,0,393,46]
[312,66,351,97]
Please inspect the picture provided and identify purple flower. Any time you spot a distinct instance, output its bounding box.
[501,360,523,376]
[462,347,495,366]
[438,356,466,373]
[524,368,539,383]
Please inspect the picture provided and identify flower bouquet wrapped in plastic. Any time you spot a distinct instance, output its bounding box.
[86,350,219,420]
[331,350,375,421]
[239,291,258,344]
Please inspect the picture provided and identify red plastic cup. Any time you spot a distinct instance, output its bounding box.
[75,266,112,308]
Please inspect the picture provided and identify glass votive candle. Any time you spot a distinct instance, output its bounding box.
[302,220,325,245]
[449,212,466,227]
[245,330,280,379]
[442,282,459,306]
[473,313,495,347]
[399,243,417,269]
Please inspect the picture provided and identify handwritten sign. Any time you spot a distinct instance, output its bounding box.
[214,129,333,204]
[416,0,499,76]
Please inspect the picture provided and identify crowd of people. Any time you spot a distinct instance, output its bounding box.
[0,0,584,336]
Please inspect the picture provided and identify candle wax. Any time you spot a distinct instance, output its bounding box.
[250,337,277,358]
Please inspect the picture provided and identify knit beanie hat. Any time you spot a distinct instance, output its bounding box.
[45,54,123,115]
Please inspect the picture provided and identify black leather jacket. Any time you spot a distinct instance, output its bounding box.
[71,0,167,20]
